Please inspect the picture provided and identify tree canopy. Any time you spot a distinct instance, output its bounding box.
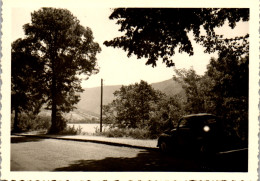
[206,54,248,141]
[173,51,248,141]
[11,38,46,132]
[103,80,185,137]
[173,68,206,114]
[104,8,249,67]
[104,80,164,128]
[12,8,101,133]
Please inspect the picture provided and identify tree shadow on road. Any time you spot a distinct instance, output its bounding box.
[11,136,44,144]
[53,149,247,172]
[54,150,201,171]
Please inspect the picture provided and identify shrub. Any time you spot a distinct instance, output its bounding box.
[127,128,151,139]
[11,113,51,132]
[48,112,68,134]
[34,115,51,130]
[67,117,99,124]
[58,125,83,135]
[95,127,152,139]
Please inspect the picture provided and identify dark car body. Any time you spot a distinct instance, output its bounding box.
[157,113,225,155]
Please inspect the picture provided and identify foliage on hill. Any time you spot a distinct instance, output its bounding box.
[63,109,99,124]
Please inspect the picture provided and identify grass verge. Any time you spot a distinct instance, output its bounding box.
[94,127,155,139]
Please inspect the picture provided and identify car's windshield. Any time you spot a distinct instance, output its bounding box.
[178,118,189,128]
[178,116,218,128]
[205,118,217,124]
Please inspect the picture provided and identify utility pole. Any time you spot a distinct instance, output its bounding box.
[100,78,103,132]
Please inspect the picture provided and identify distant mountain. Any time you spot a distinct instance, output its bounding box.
[151,79,185,97]
[76,79,184,115]
[76,85,122,115]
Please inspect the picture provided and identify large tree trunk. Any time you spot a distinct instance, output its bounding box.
[49,45,59,134]
[49,74,58,133]
[48,40,67,134]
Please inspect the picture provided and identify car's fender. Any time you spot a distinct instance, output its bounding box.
[157,134,170,146]
[157,130,177,147]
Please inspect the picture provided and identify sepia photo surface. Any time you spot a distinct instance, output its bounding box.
[1,0,259,180]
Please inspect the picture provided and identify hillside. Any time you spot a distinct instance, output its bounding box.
[39,108,99,124]
[76,78,184,115]
[76,85,122,116]
[151,79,185,97]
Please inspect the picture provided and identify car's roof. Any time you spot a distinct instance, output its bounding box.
[181,113,216,119]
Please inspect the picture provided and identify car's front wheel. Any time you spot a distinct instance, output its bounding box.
[159,140,168,153]
[198,143,216,158]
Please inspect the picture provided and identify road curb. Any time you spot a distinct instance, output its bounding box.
[14,134,158,151]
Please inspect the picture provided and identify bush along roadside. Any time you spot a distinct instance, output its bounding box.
[94,127,155,139]
[57,124,83,135]
[11,113,51,133]
[11,113,82,135]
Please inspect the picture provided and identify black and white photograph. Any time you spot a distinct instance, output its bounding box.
[1,0,259,180]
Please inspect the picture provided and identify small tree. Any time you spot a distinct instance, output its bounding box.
[14,8,101,133]
[149,95,185,135]
[104,80,163,129]
[173,68,207,113]
[11,38,46,132]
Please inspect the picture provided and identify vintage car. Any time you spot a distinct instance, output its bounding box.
[157,113,225,155]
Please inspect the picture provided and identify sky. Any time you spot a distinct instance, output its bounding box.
[12,7,249,88]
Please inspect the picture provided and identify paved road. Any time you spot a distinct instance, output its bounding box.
[11,135,247,172]
[11,135,203,171]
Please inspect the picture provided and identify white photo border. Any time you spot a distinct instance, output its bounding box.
[1,0,259,180]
